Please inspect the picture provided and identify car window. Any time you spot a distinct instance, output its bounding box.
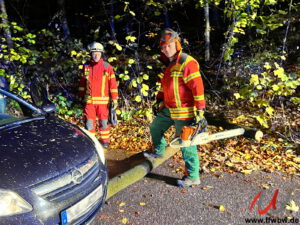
[0,94,29,126]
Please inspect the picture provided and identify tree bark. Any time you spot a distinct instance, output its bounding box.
[204,1,210,62]
[205,112,263,141]
[57,0,70,40]
[0,0,13,49]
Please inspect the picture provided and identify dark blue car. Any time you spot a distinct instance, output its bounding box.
[0,88,108,225]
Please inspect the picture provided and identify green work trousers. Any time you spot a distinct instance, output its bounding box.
[150,107,200,179]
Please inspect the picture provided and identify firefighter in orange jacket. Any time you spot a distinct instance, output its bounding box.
[144,28,206,187]
[79,42,118,148]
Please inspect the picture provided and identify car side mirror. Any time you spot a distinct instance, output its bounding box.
[42,102,56,113]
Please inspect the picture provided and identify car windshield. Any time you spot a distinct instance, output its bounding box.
[0,91,37,126]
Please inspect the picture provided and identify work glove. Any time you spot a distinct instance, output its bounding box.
[195,109,207,130]
[152,99,164,116]
[111,100,118,110]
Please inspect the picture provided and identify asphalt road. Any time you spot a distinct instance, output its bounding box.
[93,159,300,225]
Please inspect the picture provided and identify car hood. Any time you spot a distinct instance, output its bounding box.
[0,116,97,189]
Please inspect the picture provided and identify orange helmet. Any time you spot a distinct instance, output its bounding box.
[159,28,182,51]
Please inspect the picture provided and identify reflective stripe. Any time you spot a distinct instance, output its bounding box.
[184,72,201,83]
[110,74,116,79]
[194,95,205,101]
[86,96,109,100]
[102,76,106,96]
[169,107,195,120]
[173,77,181,108]
[100,130,110,135]
[171,112,195,119]
[79,87,85,91]
[86,100,109,104]
[111,89,118,93]
[169,107,194,113]
[171,71,183,77]
[100,135,110,139]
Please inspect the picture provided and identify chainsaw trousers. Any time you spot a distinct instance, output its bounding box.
[150,107,200,179]
[84,103,110,143]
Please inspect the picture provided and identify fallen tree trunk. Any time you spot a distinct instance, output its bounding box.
[205,112,263,141]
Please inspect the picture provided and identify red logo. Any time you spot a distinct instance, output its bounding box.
[249,189,279,215]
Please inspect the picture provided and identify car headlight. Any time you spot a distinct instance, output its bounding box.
[79,127,106,165]
[0,189,33,216]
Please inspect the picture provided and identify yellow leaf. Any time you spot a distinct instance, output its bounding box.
[122,218,128,224]
[115,15,121,20]
[123,75,130,81]
[274,67,285,78]
[286,200,299,212]
[135,95,142,102]
[125,36,136,42]
[115,43,122,51]
[202,186,213,190]
[256,114,269,128]
[131,80,137,87]
[119,202,126,206]
[241,169,252,175]
[143,74,149,80]
[266,106,274,116]
[147,65,152,69]
[119,209,124,212]
[142,84,149,90]
[142,90,148,96]
[226,162,234,167]
[137,76,143,84]
[293,157,300,163]
[256,84,263,90]
[78,65,83,69]
[128,59,135,64]
[272,84,279,91]
[70,50,77,56]
[108,57,117,62]
[264,62,271,70]
[245,154,252,159]
[234,93,241,99]
[116,109,121,115]
[130,11,136,16]
[250,74,259,85]
[219,205,226,211]
[140,202,146,206]
[280,55,286,60]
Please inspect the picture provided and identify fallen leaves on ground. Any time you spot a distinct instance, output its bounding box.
[122,217,129,224]
[202,185,214,190]
[219,205,226,211]
[286,200,300,212]
[171,125,299,176]
[107,118,175,152]
[92,113,299,176]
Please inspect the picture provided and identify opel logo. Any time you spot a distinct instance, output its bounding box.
[71,168,83,184]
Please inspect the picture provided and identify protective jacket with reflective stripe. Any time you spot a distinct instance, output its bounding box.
[157,51,205,120]
[79,59,118,104]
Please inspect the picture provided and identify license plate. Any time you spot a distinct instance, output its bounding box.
[61,184,103,225]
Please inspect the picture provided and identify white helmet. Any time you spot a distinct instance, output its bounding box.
[88,41,104,52]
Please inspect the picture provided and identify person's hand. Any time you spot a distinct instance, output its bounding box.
[152,99,164,116]
[195,109,207,129]
[111,100,118,110]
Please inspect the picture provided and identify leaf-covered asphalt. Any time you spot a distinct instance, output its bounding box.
[94,158,300,225]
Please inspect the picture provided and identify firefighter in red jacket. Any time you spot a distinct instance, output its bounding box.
[144,28,206,187]
[79,42,118,148]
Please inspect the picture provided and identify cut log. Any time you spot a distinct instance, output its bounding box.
[205,112,263,141]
